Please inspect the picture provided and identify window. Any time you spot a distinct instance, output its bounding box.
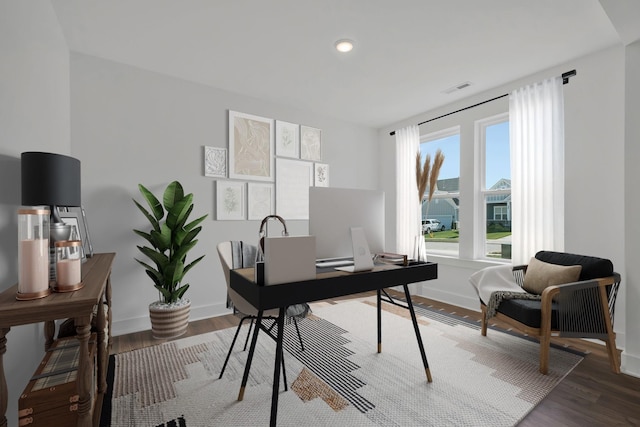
[419,127,460,256]
[480,115,511,259]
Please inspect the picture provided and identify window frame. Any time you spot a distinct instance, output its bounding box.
[419,126,460,257]
[475,113,511,260]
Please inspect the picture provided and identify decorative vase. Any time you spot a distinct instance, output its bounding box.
[149,299,191,339]
[413,235,427,263]
[413,204,427,263]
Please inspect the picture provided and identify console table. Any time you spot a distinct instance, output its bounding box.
[0,252,115,427]
[230,261,438,427]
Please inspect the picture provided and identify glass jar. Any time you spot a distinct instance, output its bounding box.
[17,207,51,300]
[54,240,83,292]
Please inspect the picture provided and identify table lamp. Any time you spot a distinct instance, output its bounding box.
[21,152,81,281]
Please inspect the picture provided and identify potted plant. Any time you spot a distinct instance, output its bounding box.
[133,180,207,339]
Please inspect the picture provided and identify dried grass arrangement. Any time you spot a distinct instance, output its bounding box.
[416,149,445,204]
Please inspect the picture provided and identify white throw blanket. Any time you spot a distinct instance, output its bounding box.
[469,264,525,304]
[469,264,540,319]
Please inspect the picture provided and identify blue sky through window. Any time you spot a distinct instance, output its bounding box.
[420,121,510,188]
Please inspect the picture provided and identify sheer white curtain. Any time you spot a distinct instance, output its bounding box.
[509,76,565,265]
[395,125,420,256]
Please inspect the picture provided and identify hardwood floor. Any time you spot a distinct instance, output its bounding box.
[111,292,640,426]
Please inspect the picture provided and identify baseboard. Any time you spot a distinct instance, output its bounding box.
[111,302,229,336]
[621,350,640,378]
[416,285,479,312]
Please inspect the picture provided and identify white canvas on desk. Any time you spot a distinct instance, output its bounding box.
[264,235,316,286]
[335,227,374,273]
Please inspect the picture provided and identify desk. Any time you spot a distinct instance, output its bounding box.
[0,253,115,427]
[230,261,437,427]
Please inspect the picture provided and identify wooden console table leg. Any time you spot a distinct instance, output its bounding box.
[96,299,107,393]
[44,320,55,350]
[106,276,112,353]
[75,319,93,427]
[0,328,9,427]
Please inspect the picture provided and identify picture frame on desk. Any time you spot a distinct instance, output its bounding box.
[59,208,93,260]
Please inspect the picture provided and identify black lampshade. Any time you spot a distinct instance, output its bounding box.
[21,152,81,207]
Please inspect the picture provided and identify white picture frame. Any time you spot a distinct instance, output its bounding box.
[275,120,300,158]
[248,182,275,220]
[59,210,87,261]
[275,158,314,220]
[204,146,227,178]
[314,163,329,187]
[228,110,274,181]
[300,125,322,161]
[216,180,246,220]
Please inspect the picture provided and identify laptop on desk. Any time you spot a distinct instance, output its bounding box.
[335,227,374,273]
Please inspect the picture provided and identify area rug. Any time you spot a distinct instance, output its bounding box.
[101,297,583,426]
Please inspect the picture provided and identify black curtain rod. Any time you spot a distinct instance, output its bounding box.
[389,69,576,136]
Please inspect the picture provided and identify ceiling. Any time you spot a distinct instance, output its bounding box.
[50,0,639,129]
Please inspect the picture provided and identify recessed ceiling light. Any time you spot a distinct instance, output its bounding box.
[335,39,354,53]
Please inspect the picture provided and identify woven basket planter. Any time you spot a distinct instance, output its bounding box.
[149,299,191,339]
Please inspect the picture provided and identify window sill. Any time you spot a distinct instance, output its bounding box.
[425,253,510,270]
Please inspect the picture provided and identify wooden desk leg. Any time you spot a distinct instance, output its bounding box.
[75,319,93,427]
[377,289,382,353]
[270,307,286,427]
[0,328,10,427]
[238,310,263,401]
[403,285,432,383]
[96,299,107,393]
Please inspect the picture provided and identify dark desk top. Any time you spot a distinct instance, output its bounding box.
[230,261,438,311]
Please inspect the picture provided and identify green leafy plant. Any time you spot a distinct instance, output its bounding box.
[133,181,207,304]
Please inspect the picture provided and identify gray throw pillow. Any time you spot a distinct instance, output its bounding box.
[522,257,582,295]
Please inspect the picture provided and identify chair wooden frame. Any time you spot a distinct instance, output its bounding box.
[481,265,621,375]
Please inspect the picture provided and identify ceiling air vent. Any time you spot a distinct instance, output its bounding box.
[443,81,473,94]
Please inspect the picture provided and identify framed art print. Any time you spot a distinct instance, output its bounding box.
[248,182,275,220]
[275,120,300,158]
[216,180,246,220]
[275,158,314,220]
[314,163,329,187]
[204,146,227,178]
[300,125,322,161]
[228,110,274,181]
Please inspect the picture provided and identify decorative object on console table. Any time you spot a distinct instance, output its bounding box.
[16,207,51,300]
[414,148,444,261]
[53,240,83,292]
[58,210,87,263]
[133,181,208,339]
[21,152,82,282]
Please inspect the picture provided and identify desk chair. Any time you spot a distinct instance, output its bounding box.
[216,241,306,379]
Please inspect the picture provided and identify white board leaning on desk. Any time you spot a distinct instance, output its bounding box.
[264,235,317,285]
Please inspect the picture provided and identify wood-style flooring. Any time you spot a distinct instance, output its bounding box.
[110,291,640,426]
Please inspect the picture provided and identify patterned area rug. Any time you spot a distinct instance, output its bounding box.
[101,297,583,426]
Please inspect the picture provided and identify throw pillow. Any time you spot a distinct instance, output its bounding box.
[522,257,582,295]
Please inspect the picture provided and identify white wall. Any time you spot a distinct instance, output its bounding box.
[0,1,71,425]
[69,53,379,336]
[379,45,634,373]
